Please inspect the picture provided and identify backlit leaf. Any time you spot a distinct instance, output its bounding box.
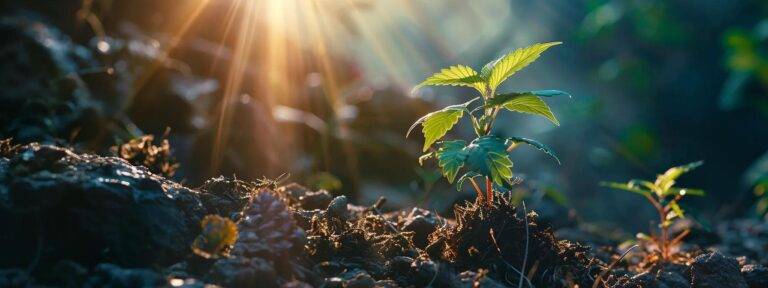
[655,161,703,194]
[435,140,469,183]
[413,65,486,93]
[494,94,560,126]
[485,42,562,91]
[600,181,653,196]
[465,136,514,186]
[506,136,560,164]
[407,98,478,152]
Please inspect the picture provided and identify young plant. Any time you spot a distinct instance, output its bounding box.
[601,161,705,261]
[408,42,568,205]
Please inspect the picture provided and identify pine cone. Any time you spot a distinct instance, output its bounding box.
[231,189,306,258]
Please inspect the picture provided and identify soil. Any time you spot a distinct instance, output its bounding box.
[0,142,766,287]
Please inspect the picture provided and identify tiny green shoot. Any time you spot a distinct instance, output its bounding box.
[600,161,705,261]
[408,42,569,205]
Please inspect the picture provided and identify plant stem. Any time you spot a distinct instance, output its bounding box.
[659,208,668,260]
[469,178,484,203]
[486,177,494,205]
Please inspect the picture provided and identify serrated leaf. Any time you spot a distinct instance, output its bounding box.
[464,136,514,186]
[600,181,653,196]
[435,140,468,183]
[485,42,562,91]
[506,136,560,164]
[486,90,571,106]
[655,161,703,194]
[407,105,465,152]
[502,95,560,125]
[456,171,482,191]
[413,65,486,93]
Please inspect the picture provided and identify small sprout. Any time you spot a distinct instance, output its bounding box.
[191,215,238,259]
[408,42,569,205]
[601,161,704,261]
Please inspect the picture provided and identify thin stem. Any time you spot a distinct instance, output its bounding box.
[469,178,484,203]
[486,177,494,205]
[660,208,668,260]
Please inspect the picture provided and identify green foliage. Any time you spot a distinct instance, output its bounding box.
[408,42,568,196]
[192,215,238,259]
[407,98,477,151]
[720,23,768,112]
[601,161,704,222]
[601,161,704,260]
[413,65,486,93]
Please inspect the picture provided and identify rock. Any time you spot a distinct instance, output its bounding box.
[344,272,375,288]
[85,263,164,288]
[0,143,208,268]
[0,13,104,144]
[457,270,507,288]
[691,252,748,288]
[51,260,89,286]
[373,280,399,288]
[400,208,439,248]
[327,196,349,220]
[277,183,311,201]
[299,190,333,210]
[206,257,277,288]
[197,176,258,220]
[657,270,689,288]
[741,264,768,288]
[0,269,31,288]
[323,277,344,288]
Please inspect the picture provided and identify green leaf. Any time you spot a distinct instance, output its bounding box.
[506,136,560,164]
[465,136,514,186]
[407,105,465,152]
[435,140,469,183]
[413,65,486,93]
[600,181,652,196]
[528,90,572,98]
[493,94,560,126]
[486,90,571,107]
[668,187,706,197]
[456,171,482,191]
[628,179,660,193]
[669,201,685,218]
[655,161,704,193]
[485,42,562,91]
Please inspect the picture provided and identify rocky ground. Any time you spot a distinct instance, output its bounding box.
[0,141,767,287]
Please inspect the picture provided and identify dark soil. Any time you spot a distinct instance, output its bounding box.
[0,142,766,287]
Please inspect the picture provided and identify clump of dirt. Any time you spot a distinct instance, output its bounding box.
[110,134,179,178]
[427,192,600,287]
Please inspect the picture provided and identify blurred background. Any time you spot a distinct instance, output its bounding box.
[1,0,767,231]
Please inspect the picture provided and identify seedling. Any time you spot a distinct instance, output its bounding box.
[601,161,705,261]
[408,42,569,205]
